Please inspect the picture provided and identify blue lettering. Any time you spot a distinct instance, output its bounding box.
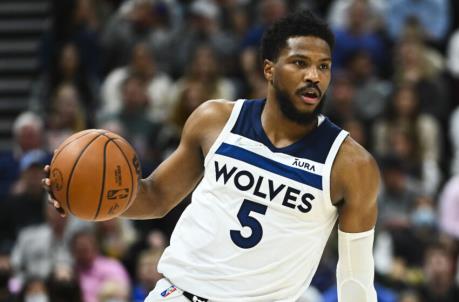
[268,180,285,201]
[234,170,255,191]
[298,193,314,213]
[253,176,267,199]
[215,162,237,184]
[282,187,300,209]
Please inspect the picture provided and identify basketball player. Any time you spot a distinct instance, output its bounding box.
[44,10,379,302]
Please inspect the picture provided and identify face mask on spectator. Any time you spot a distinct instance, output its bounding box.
[411,208,436,227]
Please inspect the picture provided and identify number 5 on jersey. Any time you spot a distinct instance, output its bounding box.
[230,199,267,249]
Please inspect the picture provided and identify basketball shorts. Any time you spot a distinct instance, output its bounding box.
[145,278,208,302]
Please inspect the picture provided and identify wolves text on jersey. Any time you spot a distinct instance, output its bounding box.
[214,161,314,213]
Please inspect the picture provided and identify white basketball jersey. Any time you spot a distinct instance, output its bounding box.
[158,99,349,301]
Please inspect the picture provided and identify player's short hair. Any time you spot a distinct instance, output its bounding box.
[260,10,334,62]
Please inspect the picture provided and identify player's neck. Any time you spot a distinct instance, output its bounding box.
[261,98,318,149]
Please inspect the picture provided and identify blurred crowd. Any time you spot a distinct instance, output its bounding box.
[0,0,459,301]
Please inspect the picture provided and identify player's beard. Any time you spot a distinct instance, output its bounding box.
[273,84,325,126]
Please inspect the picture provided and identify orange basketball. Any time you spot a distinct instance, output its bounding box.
[49,129,141,221]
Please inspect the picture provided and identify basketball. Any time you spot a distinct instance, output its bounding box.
[49,129,141,221]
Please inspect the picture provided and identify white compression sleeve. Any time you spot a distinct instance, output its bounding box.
[337,228,377,302]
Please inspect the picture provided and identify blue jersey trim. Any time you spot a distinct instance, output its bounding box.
[231,99,342,163]
[215,143,323,190]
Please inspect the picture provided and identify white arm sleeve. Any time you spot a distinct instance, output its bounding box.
[337,228,377,302]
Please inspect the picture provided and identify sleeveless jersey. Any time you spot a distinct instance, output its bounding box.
[158,99,349,301]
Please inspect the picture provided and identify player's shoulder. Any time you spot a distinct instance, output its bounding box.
[181,99,235,143]
[185,99,235,130]
[192,99,235,119]
[332,136,380,195]
[329,136,380,204]
[336,136,376,169]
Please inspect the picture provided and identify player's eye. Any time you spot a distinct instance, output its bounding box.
[319,64,330,71]
[293,60,306,67]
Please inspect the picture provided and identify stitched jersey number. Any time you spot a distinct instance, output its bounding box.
[230,199,267,249]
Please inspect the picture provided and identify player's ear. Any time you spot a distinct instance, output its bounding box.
[263,59,274,82]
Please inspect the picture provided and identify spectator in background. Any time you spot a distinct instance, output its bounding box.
[0,150,50,249]
[10,112,46,158]
[330,0,387,73]
[101,0,179,74]
[392,24,449,121]
[450,108,459,175]
[447,27,459,78]
[98,280,130,302]
[377,156,419,230]
[10,203,74,287]
[385,0,451,44]
[0,249,13,302]
[45,84,88,151]
[30,43,99,126]
[0,112,46,202]
[71,229,130,302]
[323,72,357,127]
[418,243,459,302]
[327,0,386,32]
[447,27,459,105]
[240,0,287,50]
[44,0,102,76]
[375,195,437,289]
[94,218,138,260]
[215,2,251,78]
[170,81,208,131]
[169,44,236,114]
[132,249,163,302]
[100,42,173,123]
[16,277,49,302]
[341,118,369,150]
[99,74,167,173]
[372,84,442,195]
[168,0,237,78]
[345,50,391,123]
[238,47,268,100]
[47,264,82,302]
[122,229,167,280]
[398,290,421,302]
[438,176,459,241]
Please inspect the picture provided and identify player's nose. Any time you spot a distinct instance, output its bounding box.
[303,66,319,83]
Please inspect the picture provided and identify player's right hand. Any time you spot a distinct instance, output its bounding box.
[42,165,67,217]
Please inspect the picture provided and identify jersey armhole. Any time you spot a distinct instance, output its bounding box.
[203,99,245,168]
[322,130,349,208]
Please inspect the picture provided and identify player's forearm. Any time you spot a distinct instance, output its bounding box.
[336,228,377,302]
[120,178,168,219]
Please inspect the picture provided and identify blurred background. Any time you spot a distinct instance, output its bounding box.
[0,0,458,301]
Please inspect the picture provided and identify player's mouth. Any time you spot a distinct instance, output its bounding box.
[298,88,321,105]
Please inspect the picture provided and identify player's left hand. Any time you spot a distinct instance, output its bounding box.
[42,164,66,217]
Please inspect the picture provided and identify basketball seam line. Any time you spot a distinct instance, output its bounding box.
[66,134,104,216]
[52,130,96,164]
[106,137,135,212]
[93,138,111,220]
